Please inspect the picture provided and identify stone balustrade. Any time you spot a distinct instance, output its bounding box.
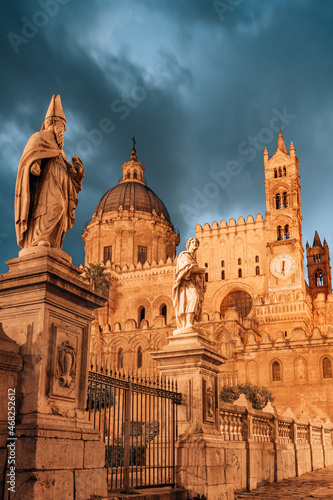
[217,402,333,492]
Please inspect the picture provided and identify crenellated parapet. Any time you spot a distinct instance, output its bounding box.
[196,213,265,234]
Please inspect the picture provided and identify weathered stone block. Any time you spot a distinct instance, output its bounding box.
[84,439,106,468]
[14,470,73,500]
[74,468,107,499]
[15,437,84,470]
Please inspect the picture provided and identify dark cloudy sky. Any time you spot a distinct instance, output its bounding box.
[1,0,333,274]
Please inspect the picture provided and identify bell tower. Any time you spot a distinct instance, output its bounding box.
[306,231,332,298]
[264,130,305,291]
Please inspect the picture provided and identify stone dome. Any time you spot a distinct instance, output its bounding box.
[93,182,171,223]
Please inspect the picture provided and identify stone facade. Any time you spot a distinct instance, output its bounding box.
[84,134,333,420]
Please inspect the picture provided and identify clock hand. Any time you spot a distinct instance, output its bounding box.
[281,260,285,276]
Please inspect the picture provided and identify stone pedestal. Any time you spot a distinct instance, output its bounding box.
[0,247,107,500]
[151,328,231,499]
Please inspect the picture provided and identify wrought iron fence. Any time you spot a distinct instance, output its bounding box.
[87,358,182,493]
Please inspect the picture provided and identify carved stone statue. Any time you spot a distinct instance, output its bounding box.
[172,237,206,330]
[15,94,84,250]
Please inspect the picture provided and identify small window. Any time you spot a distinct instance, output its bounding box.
[272,360,281,382]
[127,171,130,178]
[283,166,286,176]
[221,260,225,267]
[255,255,259,263]
[238,258,241,265]
[138,246,147,264]
[323,357,332,379]
[133,170,137,179]
[274,169,277,178]
[282,192,288,208]
[221,270,225,280]
[255,266,260,275]
[316,271,324,286]
[238,268,242,278]
[313,255,316,263]
[204,262,208,267]
[205,273,208,282]
[139,306,145,324]
[279,167,282,177]
[103,245,112,264]
[137,347,143,369]
[118,348,124,370]
[276,193,280,209]
[160,304,167,319]
[277,225,282,241]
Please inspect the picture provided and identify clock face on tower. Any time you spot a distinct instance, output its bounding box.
[270,253,297,279]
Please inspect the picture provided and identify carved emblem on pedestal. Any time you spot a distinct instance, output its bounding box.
[56,341,77,388]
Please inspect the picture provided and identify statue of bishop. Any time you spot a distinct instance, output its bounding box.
[15,94,84,250]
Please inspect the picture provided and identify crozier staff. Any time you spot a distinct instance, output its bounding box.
[172,237,206,329]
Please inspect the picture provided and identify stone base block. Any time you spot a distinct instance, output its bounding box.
[176,434,245,499]
[11,470,73,500]
[74,468,107,500]
[16,436,84,470]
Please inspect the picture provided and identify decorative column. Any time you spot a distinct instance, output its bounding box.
[0,247,107,500]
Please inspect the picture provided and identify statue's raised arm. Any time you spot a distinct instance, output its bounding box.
[15,94,84,250]
[172,237,206,332]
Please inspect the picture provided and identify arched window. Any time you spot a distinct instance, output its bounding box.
[138,306,145,324]
[313,255,316,263]
[137,346,142,369]
[277,225,282,241]
[284,225,290,239]
[255,266,260,275]
[274,169,278,178]
[276,193,280,209]
[272,360,281,382]
[221,270,225,280]
[160,304,167,321]
[255,255,259,263]
[205,273,208,282]
[221,290,252,318]
[279,167,282,177]
[133,170,137,179]
[127,171,130,178]
[238,258,241,265]
[221,260,225,267]
[238,268,242,278]
[323,357,332,379]
[118,348,124,370]
[316,271,324,286]
[282,192,288,208]
[283,166,286,176]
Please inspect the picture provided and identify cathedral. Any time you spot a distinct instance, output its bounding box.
[82,131,333,420]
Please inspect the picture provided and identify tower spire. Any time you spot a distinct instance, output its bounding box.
[276,128,288,155]
[313,230,322,248]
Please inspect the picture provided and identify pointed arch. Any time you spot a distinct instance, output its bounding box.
[271,359,282,382]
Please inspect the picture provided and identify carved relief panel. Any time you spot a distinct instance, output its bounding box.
[48,322,83,402]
